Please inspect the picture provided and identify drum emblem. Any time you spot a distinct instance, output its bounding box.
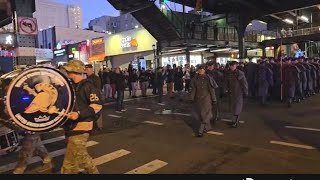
[5,67,75,133]
[23,83,59,115]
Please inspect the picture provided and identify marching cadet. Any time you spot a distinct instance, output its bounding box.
[190,64,217,137]
[225,61,248,128]
[0,67,53,174]
[283,58,300,107]
[256,59,273,106]
[206,61,222,124]
[62,60,102,174]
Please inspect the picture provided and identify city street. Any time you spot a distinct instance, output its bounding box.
[1,92,320,174]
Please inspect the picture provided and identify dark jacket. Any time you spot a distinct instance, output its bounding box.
[87,74,102,90]
[113,73,127,91]
[63,79,102,137]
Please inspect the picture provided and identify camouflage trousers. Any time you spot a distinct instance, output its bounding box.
[61,133,99,174]
[14,134,51,173]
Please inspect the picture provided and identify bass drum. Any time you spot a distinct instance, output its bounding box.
[1,67,75,133]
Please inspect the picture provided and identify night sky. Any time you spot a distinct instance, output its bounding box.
[51,0,190,28]
[52,0,120,28]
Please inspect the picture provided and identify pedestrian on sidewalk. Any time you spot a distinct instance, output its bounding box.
[114,67,129,113]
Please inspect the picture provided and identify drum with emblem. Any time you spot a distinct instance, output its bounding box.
[0,67,75,133]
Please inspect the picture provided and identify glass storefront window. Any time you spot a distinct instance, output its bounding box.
[161,54,202,67]
[161,55,186,67]
[190,55,202,67]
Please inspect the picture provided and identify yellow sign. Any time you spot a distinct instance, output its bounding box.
[92,38,104,45]
[105,28,157,56]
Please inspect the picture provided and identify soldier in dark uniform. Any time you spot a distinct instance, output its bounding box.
[283,58,300,107]
[190,64,217,137]
[206,61,222,124]
[62,60,102,174]
[244,58,258,99]
[85,64,103,132]
[295,58,307,100]
[256,59,273,106]
[303,58,314,97]
[308,58,319,95]
[225,61,248,128]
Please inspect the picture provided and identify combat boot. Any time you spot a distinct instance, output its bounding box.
[287,98,292,108]
[230,115,240,128]
[13,166,26,174]
[36,157,53,174]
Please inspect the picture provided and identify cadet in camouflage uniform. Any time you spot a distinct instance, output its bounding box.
[61,60,102,174]
[0,67,54,174]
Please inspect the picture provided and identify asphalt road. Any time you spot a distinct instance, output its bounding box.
[1,92,320,174]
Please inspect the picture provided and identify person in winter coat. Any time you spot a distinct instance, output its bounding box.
[225,61,248,128]
[190,64,217,137]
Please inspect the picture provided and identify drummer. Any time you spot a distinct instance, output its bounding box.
[0,65,54,174]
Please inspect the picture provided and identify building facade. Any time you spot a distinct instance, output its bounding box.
[88,13,142,34]
[33,0,83,30]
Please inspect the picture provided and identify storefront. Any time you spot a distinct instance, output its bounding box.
[89,37,106,74]
[105,28,157,69]
[35,48,54,63]
[53,43,68,65]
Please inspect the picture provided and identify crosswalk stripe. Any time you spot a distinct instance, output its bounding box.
[125,159,168,174]
[270,141,316,150]
[173,113,192,117]
[0,141,99,174]
[143,121,164,126]
[108,114,122,118]
[93,149,131,166]
[285,126,320,132]
[207,131,224,136]
[137,108,152,111]
[220,119,245,124]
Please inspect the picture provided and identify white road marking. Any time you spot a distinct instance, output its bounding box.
[0,141,99,174]
[207,131,224,136]
[125,159,168,174]
[137,108,152,111]
[143,121,164,126]
[285,126,320,132]
[108,114,122,118]
[220,119,245,124]
[174,113,192,117]
[270,141,316,150]
[93,149,131,166]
